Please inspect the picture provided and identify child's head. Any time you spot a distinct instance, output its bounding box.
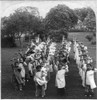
[36,65,41,72]
[87,64,94,71]
[58,65,62,70]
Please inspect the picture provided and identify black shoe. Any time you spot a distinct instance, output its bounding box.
[89,94,92,97]
[89,91,94,97]
[84,92,89,97]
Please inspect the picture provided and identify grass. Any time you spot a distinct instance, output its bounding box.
[68,32,96,60]
[1,32,97,99]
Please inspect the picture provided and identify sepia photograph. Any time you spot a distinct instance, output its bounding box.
[1,0,97,99]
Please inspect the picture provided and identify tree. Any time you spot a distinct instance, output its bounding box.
[1,17,17,47]
[74,8,88,22]
[43,4,78,41]
[1,6,43,47]
[83,7,96,32]
[48,28,68,42]
[44,4,78,31]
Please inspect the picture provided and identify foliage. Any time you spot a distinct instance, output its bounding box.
[25,35,29,42]
[91,40,96,45]
[93,32,96,36]
[48,28,68,42]
[1,37,16,48]
[74,8,88,22]
[1,6,43,47]
[74,7,96,32]
[9,6,42,35]
[44,4,78,31]
[69,28,87,32]
[85,33,96,45]
[83,8,96,31]
[91,36,96,45]
[85,34,93,41]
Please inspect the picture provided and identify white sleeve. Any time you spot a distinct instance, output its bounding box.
[65,65,69,72]
[94,68,97,72]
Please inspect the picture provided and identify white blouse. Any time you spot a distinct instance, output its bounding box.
[86,70,97,89]
[56,69,66,88]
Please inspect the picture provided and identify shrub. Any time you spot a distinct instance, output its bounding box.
[93,32,96,36]
[1,37,16,48]
[91,41,96,45]
[25,35,29,42]
[48,28,68,42]
[85,35,93,41]
[69,28,87,32]
[91,36,96,45]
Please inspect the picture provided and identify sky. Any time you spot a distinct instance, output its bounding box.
[0,0,97,18]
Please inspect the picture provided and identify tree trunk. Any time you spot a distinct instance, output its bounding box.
[18,32,22,48]
[19,37,21,47]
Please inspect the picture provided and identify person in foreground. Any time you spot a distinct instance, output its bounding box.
[55,62,69,96]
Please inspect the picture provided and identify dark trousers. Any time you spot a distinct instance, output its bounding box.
[35,82,45,97]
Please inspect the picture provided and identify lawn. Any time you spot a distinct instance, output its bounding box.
[1,32,97,99]
[68,32,96,61]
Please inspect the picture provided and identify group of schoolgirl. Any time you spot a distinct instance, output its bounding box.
[73,40,97,97]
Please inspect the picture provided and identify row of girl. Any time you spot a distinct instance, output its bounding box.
[11,37,71,97]
[73,40,97,97]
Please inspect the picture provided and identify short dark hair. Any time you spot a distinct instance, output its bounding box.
[36,65,41,71]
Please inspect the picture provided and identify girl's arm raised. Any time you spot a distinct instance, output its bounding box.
[94,68,97,72]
